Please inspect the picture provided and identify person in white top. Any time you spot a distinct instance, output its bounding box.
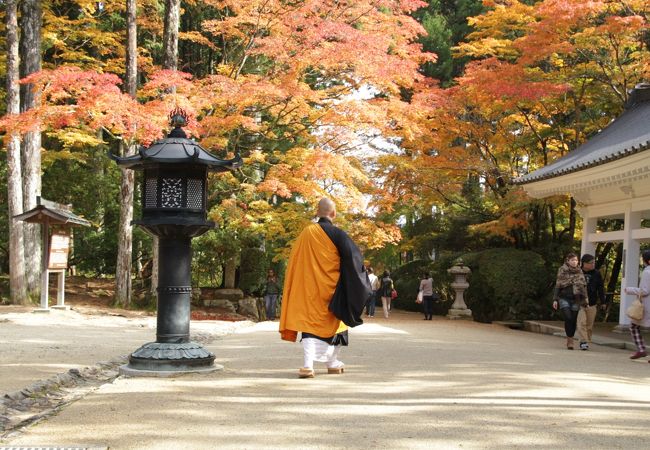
[419,273,435,320]
[624,249,650,361]
[365,268,379,317]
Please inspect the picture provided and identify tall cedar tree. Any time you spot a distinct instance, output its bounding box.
[114,0,139,307]
[19,0,43,296]
[5,0,28,304]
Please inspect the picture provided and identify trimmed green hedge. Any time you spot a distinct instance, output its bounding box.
[461,248,553,323]
[390,249,555,323]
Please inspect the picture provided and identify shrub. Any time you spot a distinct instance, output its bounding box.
[238,247,268,295]
[390,258,454,315]
[461,248,553,323]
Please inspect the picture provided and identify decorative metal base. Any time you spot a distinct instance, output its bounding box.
[119,363,223,378]
[125,341,216,372]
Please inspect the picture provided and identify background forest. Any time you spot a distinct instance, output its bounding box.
[0,0,648,322]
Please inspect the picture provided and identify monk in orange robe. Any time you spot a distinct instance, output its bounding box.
[280,198,371,378]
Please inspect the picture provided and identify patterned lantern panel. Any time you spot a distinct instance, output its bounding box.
[143,168,206,212]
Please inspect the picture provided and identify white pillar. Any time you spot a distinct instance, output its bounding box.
[620,206,642,328]
[579,208,597,258]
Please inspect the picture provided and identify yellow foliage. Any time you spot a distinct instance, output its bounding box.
[46,129,104,149]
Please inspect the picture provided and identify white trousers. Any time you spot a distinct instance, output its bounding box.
[381,296,391,318]
[302,337,344,369]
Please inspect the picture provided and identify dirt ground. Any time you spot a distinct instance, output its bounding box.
[3,276,249,321]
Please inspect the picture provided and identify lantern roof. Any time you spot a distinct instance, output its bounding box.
[111,109,243,171]
[14,197,91,227]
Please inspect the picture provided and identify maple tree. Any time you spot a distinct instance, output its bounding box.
[388,0,649,256]
[1,0,436,290]
[2,0,648,301]
[172,0,437,262]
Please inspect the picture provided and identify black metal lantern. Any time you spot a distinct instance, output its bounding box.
[112,109,242,373]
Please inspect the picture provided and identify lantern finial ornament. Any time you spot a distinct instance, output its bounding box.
[168,108,189,138]
[169,107,189,128]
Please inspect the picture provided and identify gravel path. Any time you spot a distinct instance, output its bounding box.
[1,309,650,449]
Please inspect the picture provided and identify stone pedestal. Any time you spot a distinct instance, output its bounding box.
[447,308,473,320]
[447,260,473,320]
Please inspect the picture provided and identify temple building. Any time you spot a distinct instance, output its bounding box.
[517,83,650,329]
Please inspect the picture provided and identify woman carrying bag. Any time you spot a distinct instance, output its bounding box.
[418,272,435,321]
[380,271,394,319]
[552,253,588,350]
[624,249,650,360]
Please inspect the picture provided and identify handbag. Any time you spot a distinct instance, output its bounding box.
[626,295,644,321]
[391,289,398,299]
[415,291,423,304]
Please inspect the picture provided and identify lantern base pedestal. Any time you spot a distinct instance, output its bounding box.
[447,308,473,320]
[120,341,219,376]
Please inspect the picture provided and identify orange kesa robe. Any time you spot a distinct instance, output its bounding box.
[279,223,348,342]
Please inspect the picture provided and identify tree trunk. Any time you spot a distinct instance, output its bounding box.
[19,0,43,298]
[548,203,557,240]
[162,0,181,70]
[596,242,613,271]
[125,0,137,98]
[5,0,28,305]
[150,0,181,300]
[606,243,623,306]
[114,0,138,307]
[115,146,135,307]
[568,197,577,243]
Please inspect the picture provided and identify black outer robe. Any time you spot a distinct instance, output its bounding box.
[318,217,372,327]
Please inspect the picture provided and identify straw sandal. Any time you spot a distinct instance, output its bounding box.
[298,367,315,378]
[327,366,345,374]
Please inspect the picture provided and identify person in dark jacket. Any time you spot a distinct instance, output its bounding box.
[264,269,281,321]
[577,254,607,350]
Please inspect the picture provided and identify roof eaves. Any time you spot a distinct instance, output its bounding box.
[515,140,650,185]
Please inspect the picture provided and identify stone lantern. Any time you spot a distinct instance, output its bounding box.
[447,259,473,320]
[112,109,242,374]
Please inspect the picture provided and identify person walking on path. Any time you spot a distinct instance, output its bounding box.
[366,267,379,317]
[623,249,650,361]
[552,253,588,350]
[379,271,394,319]
[419,272,435,320]
[577,254,607,350]
[279,198,371,378]
[264,269,281,320]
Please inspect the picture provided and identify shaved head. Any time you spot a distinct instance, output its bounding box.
[317,197,336,219]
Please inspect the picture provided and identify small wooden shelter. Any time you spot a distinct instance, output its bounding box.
[14,197,91,311]
[517,83,650,329]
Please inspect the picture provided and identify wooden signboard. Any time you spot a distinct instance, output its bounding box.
[48,231,70,270]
